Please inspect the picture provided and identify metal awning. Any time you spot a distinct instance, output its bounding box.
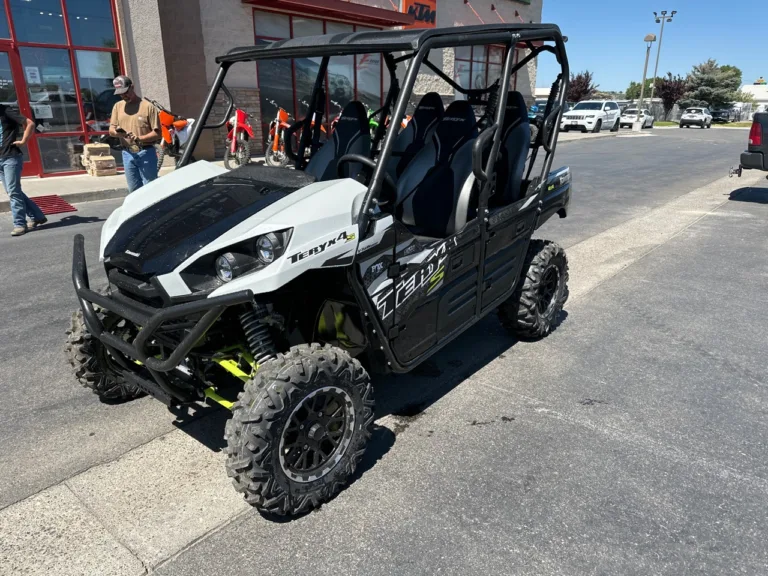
[242,0,413,28]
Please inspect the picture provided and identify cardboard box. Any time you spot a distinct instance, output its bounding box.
[87,155,117,177]
[82,143,111,159]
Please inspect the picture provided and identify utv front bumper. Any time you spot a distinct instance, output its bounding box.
[72,235,253,401]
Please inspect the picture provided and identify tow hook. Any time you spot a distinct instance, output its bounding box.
[729,165,742,178]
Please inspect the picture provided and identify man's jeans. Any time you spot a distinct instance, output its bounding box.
[123,147,159,193]
[0,154,45,228]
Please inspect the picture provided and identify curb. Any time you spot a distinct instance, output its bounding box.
[0,187,128,214]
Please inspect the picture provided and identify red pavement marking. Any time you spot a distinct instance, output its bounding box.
[33,195,78,216]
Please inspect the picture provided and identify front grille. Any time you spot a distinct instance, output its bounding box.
[108,267,164,305]
[566,115,585,121]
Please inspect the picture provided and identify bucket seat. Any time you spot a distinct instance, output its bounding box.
[490,91,530,207]
[394,100,479,238]
[386,92,444,180]
[305,101,370,181]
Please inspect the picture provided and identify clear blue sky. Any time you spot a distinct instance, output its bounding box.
[537,0,766,92]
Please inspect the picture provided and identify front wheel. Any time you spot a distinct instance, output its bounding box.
[264,137,290,167]
[225,344,375,516]
[592,119,602,133]
[155,143,166,171]
[223,138,251,170]
[65,309,144,402]
[498,240,569,339]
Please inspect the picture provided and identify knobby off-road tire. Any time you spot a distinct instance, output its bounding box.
[155,143,166,171]
[264,138,290,167]
[223,139,251,170]
[65,309,144,401]
[498,240,569,339]
[225,343,375,516]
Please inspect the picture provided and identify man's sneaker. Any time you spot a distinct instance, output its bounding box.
[28,217,48,229]
[11,226,27,236]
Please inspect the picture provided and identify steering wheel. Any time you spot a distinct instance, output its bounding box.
[337,154,397,206]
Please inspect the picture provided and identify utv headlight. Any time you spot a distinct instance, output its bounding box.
[256,232,283,264]
[182,229,293,292]
[215,252,259,283]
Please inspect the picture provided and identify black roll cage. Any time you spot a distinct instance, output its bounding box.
[178,24,569,234]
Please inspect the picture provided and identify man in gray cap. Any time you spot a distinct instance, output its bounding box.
[109,75,161,193]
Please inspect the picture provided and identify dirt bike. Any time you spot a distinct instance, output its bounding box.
[265,99,326,167]
[146,98,195,171]
[329,99,412,139]
[224,106,256,170]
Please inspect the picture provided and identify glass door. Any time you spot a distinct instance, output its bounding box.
[0,50,40,176]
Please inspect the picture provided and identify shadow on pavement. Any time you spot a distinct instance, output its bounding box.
[729,186,768,204]
[37,215,104,230]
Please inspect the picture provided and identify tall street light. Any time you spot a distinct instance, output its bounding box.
[649,10,677,104]
[634,33,657,132]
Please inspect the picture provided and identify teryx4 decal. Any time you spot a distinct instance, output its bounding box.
[370,237,457,322]
[289,231,356,264]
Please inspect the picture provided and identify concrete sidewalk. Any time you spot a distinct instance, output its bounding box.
[2,170,765,576]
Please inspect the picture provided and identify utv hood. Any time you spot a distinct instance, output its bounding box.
[102,163,317,276]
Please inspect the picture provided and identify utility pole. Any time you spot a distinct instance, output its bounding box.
[649,10,677,104]
[634,34,657,131]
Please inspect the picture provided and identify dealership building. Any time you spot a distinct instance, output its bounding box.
[0,0,541,177]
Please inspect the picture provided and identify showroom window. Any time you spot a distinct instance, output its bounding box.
[454,45,517,95]
[253,10,384,150]
[3,0,122,175]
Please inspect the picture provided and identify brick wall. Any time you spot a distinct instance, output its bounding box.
[210,87,263,158]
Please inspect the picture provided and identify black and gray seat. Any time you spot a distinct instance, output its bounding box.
[304,101,370,181]
[490,91,530,207]
[386,92,444,180]
[394,100,479,238]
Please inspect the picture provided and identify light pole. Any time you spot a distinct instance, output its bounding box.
[634,33,657,132]
[649,10,677,104]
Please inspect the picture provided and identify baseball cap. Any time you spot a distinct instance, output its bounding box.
[113,75,133,95]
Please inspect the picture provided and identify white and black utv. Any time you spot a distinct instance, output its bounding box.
[67,24,572,516]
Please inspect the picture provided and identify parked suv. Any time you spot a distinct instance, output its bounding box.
[560,100,620,133]
[712,108,738,123]
[619,108,654,129]
[679,107,712,129]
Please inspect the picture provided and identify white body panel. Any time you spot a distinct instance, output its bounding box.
[100,161,228,261]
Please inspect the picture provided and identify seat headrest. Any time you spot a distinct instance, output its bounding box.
[433,100,478,163]
[501,91,529,134]
[411,92,444,137]
[334,101,369,148]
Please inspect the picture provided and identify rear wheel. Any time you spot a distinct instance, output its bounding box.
[65,309,144,402]
[223,138,251,170]
[225,344,375,516]
[498,240,569,339]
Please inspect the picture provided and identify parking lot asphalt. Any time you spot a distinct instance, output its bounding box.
[1,128,766,574]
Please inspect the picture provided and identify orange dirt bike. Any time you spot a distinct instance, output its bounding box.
[145,98,195,171]
[265,99,326,167]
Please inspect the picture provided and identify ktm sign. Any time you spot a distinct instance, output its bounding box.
[403,0,436,28]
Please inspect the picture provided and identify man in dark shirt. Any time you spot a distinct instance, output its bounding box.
[0,105,46,236]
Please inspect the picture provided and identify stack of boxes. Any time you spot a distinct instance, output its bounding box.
[81,143,118,177]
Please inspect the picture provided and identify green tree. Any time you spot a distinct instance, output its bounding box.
[679,59,742,109]
[656,72,687,119]
[625,78,656,100]
[567,70,598,103]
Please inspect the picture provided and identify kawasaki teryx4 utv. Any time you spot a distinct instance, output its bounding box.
[67,24,572,516]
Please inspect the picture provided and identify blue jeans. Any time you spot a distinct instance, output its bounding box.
[122,147,158,193]
[0,155,45,228]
